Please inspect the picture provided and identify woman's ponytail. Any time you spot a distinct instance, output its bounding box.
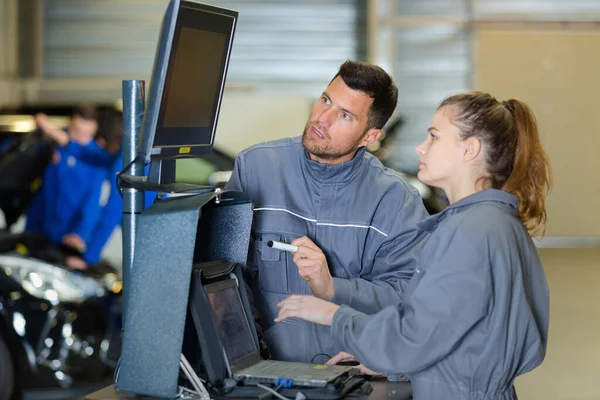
[502,99,552,234]
[439,92,552,234]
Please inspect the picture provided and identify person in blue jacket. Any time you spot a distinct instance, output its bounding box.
[33,108,155,269]
[77,109,127,267]
[26,106,106,261]
[275,91,551,400]
[64,117,156,269]
[226,60,429,363]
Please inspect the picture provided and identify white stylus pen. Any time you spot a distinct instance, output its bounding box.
[267,240,298,253]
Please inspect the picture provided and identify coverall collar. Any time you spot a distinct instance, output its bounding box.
[301,145,366,185]
[417,189,519,232]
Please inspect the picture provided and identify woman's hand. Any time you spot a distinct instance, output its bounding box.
[326,351,357,365]
[327,352,385,376]
[275,295,340,326]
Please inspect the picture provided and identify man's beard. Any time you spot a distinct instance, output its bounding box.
[302,121,364,162]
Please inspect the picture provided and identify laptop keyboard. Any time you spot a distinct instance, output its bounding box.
[245,361,312,377]
[236,360,354,388]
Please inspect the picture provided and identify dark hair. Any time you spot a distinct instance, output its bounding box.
[96,109,123,153]
[72,104,98,121]
[331,60,398,130]
[439,91,552,233]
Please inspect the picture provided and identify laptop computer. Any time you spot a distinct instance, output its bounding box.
[204,278,354,388]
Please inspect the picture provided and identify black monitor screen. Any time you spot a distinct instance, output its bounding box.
[206,281,258,366]
[149,1,236,158]
[162,27,227,129]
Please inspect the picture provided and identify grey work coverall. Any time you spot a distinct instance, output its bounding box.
[226,136,429,363]
[332,189,549,399]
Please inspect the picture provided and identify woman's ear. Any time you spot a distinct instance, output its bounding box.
[463,136,482,162]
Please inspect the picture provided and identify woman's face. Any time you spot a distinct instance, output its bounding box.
[415,106,467,191]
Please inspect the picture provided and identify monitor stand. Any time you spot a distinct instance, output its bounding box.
[120,158,213,195]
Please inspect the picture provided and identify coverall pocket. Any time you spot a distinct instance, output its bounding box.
[256,233,288,294]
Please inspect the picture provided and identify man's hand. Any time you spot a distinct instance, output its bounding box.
[327,352,385,376]
[34,113,49,128]
[51,150,61,165]
[35,112,69,146]
[62,233,86,253]
[291,236,334,300]
[275,295,340,326]
[65,256,88,270]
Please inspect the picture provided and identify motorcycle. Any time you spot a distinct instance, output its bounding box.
[0,115,121,399]
[0,231,122,399]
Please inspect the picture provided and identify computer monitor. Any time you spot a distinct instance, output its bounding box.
[204,279,261,371]
[138,0,237,162]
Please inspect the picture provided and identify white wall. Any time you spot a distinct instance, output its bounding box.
[475,30,600,238]
[214,93,312,157]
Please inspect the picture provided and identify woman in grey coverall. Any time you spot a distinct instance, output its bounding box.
[275,91,551,400]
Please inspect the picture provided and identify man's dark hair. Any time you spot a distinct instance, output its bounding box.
[71,104,98,121]
[96,109,123,153]
[331,60,398,130]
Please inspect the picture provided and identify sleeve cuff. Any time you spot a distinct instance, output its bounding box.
[331,277,353,306]
[331,305,365,349]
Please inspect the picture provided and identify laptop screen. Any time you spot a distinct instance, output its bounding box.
[205,279,259,366]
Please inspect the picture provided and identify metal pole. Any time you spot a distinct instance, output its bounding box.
[121,80,145,327]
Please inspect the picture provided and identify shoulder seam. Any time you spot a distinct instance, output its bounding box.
[239,137,300,157]
[363,154,421,197]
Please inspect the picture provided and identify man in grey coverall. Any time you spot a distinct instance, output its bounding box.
[226,60,428,363]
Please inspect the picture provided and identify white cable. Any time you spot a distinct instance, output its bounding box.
[180,360,203,395]
[180,354,207,387]
[255,383,292,400]
[221,346,233,378]
[180,354,211,400]
[178,386,201,399]
[181,386,201,395]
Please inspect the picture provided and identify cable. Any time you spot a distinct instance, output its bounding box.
[256,383,291,400]
[178,386,201,399]
[179,354,210,400]
[115,156,150,198]
[310,353,332,364]
[115,173,123,198]
[115,157,138,198]
[113,357,121,383]
[117,156,139,178]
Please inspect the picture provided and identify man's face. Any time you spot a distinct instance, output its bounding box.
[302,77,380,164]
[69,115,98,144]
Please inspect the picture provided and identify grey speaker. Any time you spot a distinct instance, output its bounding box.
[116,190,253,398]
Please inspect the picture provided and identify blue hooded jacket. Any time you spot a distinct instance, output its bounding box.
[26,142,106,250]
